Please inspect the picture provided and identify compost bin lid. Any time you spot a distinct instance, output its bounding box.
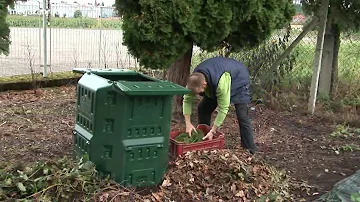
[72,68,138,76]
[114,80,191,96]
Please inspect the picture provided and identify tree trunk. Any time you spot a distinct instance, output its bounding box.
[330,24,340,98]
[318,15,334,98]
[167,48,193,114]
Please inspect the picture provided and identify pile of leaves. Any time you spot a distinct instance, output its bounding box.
[1,150,294,201]
[175,129,204,143]
[159,149,293,201]
[0,157,147,201]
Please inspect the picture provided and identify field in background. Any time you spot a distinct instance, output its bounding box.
[6,15,123,29]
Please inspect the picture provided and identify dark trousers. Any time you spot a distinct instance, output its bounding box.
[198,96,257,154]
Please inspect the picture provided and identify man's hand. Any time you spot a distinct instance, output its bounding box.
[202,130,214,141]
[186,123,197,137]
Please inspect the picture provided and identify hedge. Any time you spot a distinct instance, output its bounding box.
[6,15,122,29]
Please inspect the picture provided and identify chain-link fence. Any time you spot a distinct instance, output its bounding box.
[191,22,360,93]
[1,3,360,91]
[0,4,138,76]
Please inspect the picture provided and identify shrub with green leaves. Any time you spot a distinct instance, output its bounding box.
[74,10,82,18]
[5,15,123,29]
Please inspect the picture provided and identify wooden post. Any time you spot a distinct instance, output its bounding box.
[308,0,329,115]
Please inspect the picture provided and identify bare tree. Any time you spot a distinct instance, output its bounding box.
[101,37,109,68]
[72,48,79,68]
[114,41,122,68]
[25,43,40,93]
[87,61,92,68]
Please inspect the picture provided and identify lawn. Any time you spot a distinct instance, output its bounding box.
[0,85,359,201]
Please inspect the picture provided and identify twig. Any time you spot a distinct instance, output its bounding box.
[13,113,32,123]
[26,184,62,199]
[109,191,131,202]
[0,121,6,127]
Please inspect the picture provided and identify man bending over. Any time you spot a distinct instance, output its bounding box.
[182,56,257,154]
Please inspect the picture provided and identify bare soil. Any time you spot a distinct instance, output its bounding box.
[0,86,359,201]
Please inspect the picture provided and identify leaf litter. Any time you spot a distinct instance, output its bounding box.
[161,149,293,202]
[3,86,358,201]
[1,149,294,201]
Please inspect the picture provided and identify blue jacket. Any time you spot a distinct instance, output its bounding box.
[193,56,251,104]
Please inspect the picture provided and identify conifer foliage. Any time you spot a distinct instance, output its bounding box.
[0,0,14,56]
[302,0,360,31]
[115,0,296,69]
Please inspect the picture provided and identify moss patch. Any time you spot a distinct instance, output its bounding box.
[0,71,82,83]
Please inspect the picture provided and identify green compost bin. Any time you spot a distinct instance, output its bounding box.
[72,68,190,187]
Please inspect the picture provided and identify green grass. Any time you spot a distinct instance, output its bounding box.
[191,31,360,108]
[0,71,82,83]
[290,40,360,80]
[288,39,360,104]
[6,15,123,29]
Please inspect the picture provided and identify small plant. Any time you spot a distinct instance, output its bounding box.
[352,193,360,202]
[25,43,41,93]
[72,48,79,68]
[330,124,351,138]
[101,38,109,68]
[339,144,360,152]
[115,41,122,68]
[330,125,360,139]
[74,10,82,18]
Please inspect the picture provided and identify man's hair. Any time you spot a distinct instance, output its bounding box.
[187,72,206,88]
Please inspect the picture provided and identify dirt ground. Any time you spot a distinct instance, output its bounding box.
[0,85,359,201]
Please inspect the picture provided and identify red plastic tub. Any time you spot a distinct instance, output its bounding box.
[169,124,225,159]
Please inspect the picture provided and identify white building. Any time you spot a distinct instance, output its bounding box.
[9,0,115,18]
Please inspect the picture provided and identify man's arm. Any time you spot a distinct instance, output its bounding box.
[211,72,231,132]
[183,88,196,124]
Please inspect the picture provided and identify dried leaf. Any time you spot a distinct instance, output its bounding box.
[205,187,214,195]
[161,179,171,187]
[151,193,162,201]
[231,183,237,194]
[236,190,245,197]
[99,193,109,202]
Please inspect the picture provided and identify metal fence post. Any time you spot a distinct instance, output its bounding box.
[42,0,48,77]
[99,6,103,67]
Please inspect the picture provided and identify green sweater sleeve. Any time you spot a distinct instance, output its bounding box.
[214,72,231,127]
[182,87,196,115]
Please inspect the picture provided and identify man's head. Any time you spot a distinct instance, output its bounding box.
[186,72,207,94]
